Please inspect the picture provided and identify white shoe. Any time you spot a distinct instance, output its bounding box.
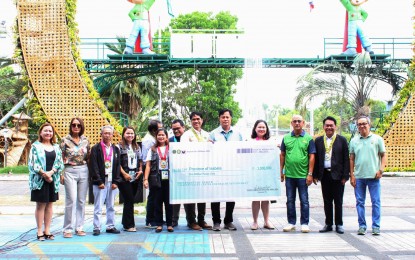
[301,224,310,233]
[123,46,133,55]
[283,224,295,232]
[142,48,155,55]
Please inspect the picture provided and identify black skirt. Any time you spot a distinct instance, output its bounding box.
[31,150,59,203]
[31,180,59,203]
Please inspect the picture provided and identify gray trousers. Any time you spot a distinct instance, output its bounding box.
[63,165,89,233]
[93,178,118,230]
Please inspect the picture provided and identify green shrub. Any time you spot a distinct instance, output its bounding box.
[0,165,29,174]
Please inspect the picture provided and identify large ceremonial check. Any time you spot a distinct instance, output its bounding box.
[169,141,280,204]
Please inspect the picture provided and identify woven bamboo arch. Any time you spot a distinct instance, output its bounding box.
[17,0,119,144]
[383,94,415,169]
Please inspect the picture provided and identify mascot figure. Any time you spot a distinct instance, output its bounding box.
[124,0,156,55]
[340,0,374,55]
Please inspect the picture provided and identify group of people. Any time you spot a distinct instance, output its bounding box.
[280,114,386,236]
[28,119,137,239]
[28,110,386,240]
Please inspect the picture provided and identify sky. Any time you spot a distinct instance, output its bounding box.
[0,0,413,121]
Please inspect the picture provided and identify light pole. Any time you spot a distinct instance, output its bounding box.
[157,15,162,122]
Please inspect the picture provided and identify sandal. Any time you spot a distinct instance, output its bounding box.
[167,226,174,232]
[75,230,86,236]
[37,234,45,241]
[63,232,73,238]
[263,224,275,230]
[251,223,259,230]
[44,233,55,240]
[155,226,163,233]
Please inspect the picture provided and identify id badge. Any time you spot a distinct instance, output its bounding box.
[104,160,111,169]
[159,160,167,169]
[161,170,169,180]
[129,171,136,182]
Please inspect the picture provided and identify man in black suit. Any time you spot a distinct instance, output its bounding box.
[90,125,122,236]
[313,116,349,234]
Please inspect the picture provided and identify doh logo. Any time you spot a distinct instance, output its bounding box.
[172,150,186,154]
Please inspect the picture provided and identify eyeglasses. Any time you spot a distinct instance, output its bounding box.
[292,120,302,123]
[71,123,81,128]
[357,123,368,127]
[172,127,182,131]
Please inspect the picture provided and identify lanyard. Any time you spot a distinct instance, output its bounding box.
[323,134,337,155]
[157,145,169,160]
[191,128,204,142]
[100,141,113,161]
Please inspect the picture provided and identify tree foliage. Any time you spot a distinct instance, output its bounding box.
[0,65,25,120]
[159,11,242,131]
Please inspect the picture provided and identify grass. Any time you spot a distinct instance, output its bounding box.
[0,165,29,174]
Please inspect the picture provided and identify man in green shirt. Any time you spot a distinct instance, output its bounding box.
[280,115,316,233]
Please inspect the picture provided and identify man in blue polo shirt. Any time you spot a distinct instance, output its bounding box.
[349,116,386,236]
[280,115,316,233]
[209,108,244,231]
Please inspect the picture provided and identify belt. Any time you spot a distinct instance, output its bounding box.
[324,168,331,172]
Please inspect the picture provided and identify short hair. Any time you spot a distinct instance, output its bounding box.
[323,116,337,126]
[291,114,303,121]
[171,119,184,127]
[219,108,233,117]
[100,125,114,134]
[69,117,85,136]
[357,115,371,125]
[190,111,203,120]
[251,119,270,140]
[148,119,162,136]
[38,123,57,144]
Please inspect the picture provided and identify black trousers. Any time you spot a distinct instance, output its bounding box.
[211,202,235,224]
[144,164,156,226]
[154,180,173,226]
[118,181,136,229]
[321,170,345,226]
[172,204,181,224]
[184,203,207,225]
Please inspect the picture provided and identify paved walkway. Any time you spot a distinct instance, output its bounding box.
[0,175,414,259]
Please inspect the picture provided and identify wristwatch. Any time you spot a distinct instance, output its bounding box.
[308,172,313,176]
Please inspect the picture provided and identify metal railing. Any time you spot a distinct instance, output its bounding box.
[79,35,412,61]
[110,112,129,127]
[323,37,413,59]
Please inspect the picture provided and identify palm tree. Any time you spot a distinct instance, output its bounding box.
[102,37,158,119]
[295,59,400,116]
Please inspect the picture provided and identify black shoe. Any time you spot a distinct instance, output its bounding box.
[336,225,344,234]
[319,225,333,233]
[93,229,100,236]
[172,221,178,227]
[106,227,120,234]
[224,222,237,231]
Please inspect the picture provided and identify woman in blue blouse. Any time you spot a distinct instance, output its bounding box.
[29,123,64,241]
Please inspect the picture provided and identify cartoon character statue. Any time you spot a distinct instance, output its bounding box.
[123,0,156,55]
[340,0,374,55]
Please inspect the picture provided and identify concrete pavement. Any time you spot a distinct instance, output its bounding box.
[0,175,414,259]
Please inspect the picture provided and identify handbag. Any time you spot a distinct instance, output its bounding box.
[148,173,161,188]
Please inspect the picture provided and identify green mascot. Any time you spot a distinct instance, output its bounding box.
[124,0,156,55]
[340,0,374,55]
